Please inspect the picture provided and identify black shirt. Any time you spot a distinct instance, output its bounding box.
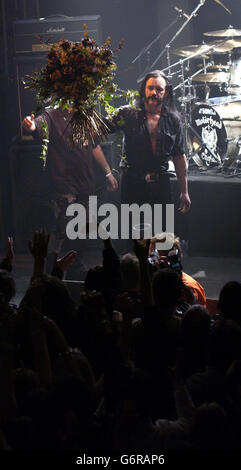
[34,107,99,197]
[106,105,185,177]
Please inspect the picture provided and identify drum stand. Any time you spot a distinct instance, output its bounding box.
[222,138,241,177]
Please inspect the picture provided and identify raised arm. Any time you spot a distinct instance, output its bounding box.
[28,230,50,283]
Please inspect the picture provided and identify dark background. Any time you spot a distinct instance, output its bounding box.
[0,0,239,252]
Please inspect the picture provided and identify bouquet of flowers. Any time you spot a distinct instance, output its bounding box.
[24,25,124,147]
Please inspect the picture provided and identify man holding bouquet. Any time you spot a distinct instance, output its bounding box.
[22,107,118,279]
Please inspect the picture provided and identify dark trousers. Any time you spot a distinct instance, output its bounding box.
[47,194,90,280]
[119,172,173,252]
[121,172,173,206]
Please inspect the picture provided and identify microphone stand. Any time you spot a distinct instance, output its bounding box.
[149,0,207,79]
[133,14,181,82]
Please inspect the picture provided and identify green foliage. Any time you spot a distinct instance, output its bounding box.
[40,118,49,167]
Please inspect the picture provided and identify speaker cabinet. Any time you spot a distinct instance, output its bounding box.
[9,140,54,252]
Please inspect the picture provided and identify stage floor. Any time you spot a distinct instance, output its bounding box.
[4,250,241,307]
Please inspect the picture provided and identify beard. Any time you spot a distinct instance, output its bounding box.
[145,95,163,113]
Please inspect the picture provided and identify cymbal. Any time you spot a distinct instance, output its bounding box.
[204,27,241,37]
[221,39,241,49]
[206,39,241,54]
[206,40,237,53]
[197,63,229,70]
[192,72,230,83]
[172,44,210,59]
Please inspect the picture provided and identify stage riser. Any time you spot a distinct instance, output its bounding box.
[171,176,241,257]
[8,144,241,257]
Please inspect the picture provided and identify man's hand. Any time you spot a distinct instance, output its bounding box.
[28,230,50,260]
[22,114,36,132]
[178,192,191,213]
[52,251,77,274]
[106,172,118,191]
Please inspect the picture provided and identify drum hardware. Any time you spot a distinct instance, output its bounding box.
[221,138,241,177]
[222,118,241,122]
[208,97,241,174]
[213,0,231,15]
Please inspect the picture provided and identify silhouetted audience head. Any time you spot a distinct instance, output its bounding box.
[181,305,211,345]
[152,268,183,310]
[208,319,241,371]
[84,265,105,293]
[191,402,230,450]
[218,281,241,325]
[181,305,211,378]
[0,269,16,306]
[27,274,76,346]
[120,253,140,291]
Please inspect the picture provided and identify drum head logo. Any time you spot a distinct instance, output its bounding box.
[201,125,219,166]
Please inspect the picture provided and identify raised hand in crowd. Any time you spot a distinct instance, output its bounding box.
[51,250,77,279]
[133,238,150,263]
[28,230,50,282]
[133,239,153,307]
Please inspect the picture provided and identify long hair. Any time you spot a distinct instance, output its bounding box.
[138,70,177,114]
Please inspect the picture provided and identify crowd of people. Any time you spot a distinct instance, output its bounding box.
[0,231,240,452]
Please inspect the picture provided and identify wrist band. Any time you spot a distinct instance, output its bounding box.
[105,171,112,178]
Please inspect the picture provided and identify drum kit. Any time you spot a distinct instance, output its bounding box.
[134,1,241,177]
[172,26,241,176]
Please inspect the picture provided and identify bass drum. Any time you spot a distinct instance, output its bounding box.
[187,102,227,169]
[207,95,241,162]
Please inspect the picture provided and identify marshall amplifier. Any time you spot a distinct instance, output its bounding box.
[13,14,102,55]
